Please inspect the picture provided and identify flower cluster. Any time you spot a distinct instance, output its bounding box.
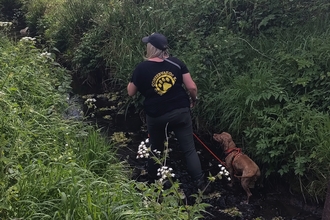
[136,138,165,159]
[84,98,97,109]
[39,52,52,59]
[0,22,12,27]
[217,164,231,181]
[136,138,150,159]
[136,137,176,183]
[152,149,161,156]
[157,166,175,182]
[20,37,36,42]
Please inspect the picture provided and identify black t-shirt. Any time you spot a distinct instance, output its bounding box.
[131,56,190,117]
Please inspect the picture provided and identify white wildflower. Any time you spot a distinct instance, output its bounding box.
[84,98,97,109]
[39,52,52,59]
[0,22,12,27]
[218,164,231,182]
[157,166,175,183]
[20,37,36,42]
[137,140,150,159]
[152,149,161,155]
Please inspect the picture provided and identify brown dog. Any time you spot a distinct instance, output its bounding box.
[213,132,260,204]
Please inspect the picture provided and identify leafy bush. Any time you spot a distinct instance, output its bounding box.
[196,61,288,134]
[71,27,108,91]
[19,0,330,202]
[245,102,330,200]
[19,0,48,36]
[0,0,22,20]
[271,33,330,113]
[0,34,209,220]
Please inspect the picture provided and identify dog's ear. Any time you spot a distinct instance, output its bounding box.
[220,135,230,151]
[226,135,236,148]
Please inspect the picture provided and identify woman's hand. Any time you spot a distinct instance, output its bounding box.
[190,96,198,108]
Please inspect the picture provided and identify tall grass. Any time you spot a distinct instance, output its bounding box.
[17,0,330,202]
[0,36,133,219]
[0,32,209,219]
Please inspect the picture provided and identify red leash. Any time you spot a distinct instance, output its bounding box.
[193,133,227,167]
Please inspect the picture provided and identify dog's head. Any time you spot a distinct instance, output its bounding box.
[213,132,236,151]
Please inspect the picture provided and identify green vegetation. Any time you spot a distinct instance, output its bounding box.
[0,35,209,219]
[1,0,329,210]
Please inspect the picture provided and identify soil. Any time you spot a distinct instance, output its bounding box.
[77,90,324,220]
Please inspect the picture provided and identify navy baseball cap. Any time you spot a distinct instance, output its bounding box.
[142,33,168,51]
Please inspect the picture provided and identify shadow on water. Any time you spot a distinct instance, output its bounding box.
[74,90,323,220]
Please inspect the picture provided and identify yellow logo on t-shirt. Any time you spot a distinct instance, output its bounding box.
[152,71,176,95]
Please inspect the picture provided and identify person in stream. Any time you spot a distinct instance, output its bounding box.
[127,33,207,189]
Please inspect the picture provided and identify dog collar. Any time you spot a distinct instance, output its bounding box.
[224,148,241,156]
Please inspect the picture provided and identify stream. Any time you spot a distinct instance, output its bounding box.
[1,7,325,220]
[74,89,324,220]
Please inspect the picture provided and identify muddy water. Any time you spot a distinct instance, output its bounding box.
[77,91,323,220]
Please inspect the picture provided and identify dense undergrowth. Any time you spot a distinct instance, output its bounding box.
[0,35,211,219]
[1,0,330,207]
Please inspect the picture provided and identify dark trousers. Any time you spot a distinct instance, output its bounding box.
[146,107,203,181]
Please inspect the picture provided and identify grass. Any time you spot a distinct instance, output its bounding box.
[0,32,210,219]
[4,0,329,208]
[0,34,134,219]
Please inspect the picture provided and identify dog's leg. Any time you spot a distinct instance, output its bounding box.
[227,166,235,187]
[241,178,252,204]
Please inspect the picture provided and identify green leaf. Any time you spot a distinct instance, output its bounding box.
[258,14,275,29]
[9,87,18,91]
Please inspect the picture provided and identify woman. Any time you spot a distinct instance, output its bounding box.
[127,33,205,187]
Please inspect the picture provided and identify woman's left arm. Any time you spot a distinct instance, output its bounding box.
[127,82,138,96]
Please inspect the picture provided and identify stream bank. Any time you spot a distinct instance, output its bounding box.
[76,86,324,220]
[1,6,325,219]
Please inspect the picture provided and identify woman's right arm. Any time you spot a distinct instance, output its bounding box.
[127,82,138,96]
[182,73,198,102]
